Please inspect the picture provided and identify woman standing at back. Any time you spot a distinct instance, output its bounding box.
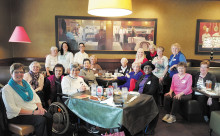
[58,42,74,74]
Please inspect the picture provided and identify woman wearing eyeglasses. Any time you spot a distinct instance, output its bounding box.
[2,63,52,136]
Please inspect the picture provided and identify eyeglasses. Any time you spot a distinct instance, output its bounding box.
[14,71,24,74]
[79,46,85,48]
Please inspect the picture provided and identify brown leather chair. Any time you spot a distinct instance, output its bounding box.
[0,91,35,136]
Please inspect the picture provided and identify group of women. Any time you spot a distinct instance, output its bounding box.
[2,41,219,136]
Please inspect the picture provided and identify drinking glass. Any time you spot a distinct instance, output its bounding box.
[206,80,212,91]
[122,87,128,102]
[112,82,118,90]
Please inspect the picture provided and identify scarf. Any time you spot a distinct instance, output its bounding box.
[29,71,39,89]
[48,75,64,95]
[8,78,33,102]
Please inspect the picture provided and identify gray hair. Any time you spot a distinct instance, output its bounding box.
[121,58,128,63]
[50,46,58,51]
[70,63,80,71]
[29,61,41,71]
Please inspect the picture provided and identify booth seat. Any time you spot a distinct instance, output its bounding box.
[209,111,220,136]
[179,67,220,122]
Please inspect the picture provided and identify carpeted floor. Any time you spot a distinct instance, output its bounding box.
[53,107,210,136]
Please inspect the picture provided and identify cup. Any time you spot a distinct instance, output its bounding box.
[115,69,118,73]
[206,80,212,91]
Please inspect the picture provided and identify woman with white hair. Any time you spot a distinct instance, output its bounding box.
[146,44,158,61]
[23,61,45,106]
[45,46,58,76]
[117,62,143,91]
[61,63,89,96]
[117,57,130,76]
[89,55,102,74]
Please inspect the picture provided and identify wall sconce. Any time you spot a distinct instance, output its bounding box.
[88,0,132,17]
[9,26,31,43]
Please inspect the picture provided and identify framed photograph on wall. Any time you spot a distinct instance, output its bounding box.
[195,19,220,55]
[55,16,157,54]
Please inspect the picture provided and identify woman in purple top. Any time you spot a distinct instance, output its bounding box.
[117,62,142,91]
[162,62,192,124]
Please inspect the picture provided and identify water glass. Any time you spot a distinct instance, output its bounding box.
[91,84,97,96]
[115,69,118,73]
[122,87,128,102]
[112,82,118,90]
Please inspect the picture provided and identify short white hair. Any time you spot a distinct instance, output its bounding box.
[29,61,41,71]
[121,58,128,63]
[50,46,58,51]
[132,62,141,68]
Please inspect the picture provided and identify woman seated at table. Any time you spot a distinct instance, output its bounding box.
[193,60,219,121]
[163,62,192,124]
[45,46,58,76]
[117,62,142,91]
[61,63,89,96]
[2,63,52,136]
[146,44,158,61]
[133,61,159,135]
[117,58,131,76]
[43,63,65,106]
[79,58,98,86]
[23,61,45,106]
[89,55,102,74]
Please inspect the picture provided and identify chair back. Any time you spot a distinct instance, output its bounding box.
[0,90,10,136]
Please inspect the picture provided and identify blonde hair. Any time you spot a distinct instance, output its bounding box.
[135,48,145,63]
[89,55,98,63]
[149,44,156,49]
[171,43,181,51]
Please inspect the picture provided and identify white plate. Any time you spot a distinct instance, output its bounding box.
[128,91,140,95]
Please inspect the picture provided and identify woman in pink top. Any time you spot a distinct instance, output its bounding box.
[162,62,192,124]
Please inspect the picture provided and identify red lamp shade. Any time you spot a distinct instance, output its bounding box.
[9,26,31,43]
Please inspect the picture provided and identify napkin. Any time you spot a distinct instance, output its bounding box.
[100,97,116,107]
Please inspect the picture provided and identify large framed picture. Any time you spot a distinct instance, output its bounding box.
[195,19,220,55]
[55,16,157,54]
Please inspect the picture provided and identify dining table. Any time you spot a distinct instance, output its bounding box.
[193,87,220,98]
[65,93,159,135]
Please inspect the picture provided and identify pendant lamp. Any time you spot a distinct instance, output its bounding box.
[9,26,31,43]
[88,0,132,17]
